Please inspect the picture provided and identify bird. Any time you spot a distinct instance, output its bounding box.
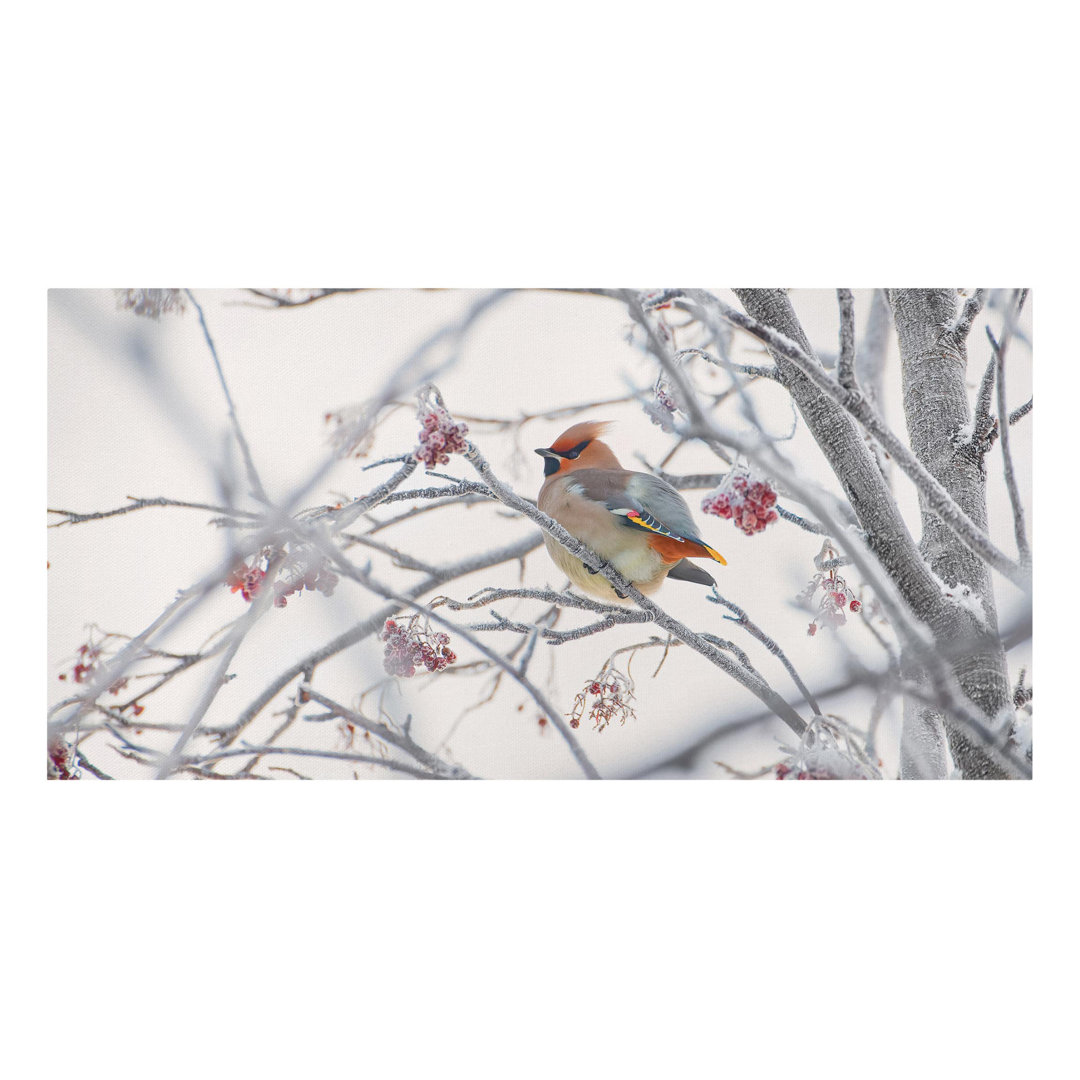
[535,420,726,602]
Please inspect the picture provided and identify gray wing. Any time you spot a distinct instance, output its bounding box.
[566,469,708,544]
[622,472,707,543]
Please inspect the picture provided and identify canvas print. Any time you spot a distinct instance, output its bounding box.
[47,289,1032,779]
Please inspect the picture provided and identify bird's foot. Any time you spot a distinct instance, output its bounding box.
[586,559,629,598]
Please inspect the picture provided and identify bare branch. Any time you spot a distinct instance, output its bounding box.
[1009,398,1032,426]
[950,288,988,342]
[708,291,1028,589]
[966,351,998,455]
[836,289,857,391]
[189,743,450,780]
[48,496,261,528]
[186,289,269,504]
[300,686,475,779]
[325,558,602,779]
[989,295,1031,564]
[708,589,822,716]
[73,748,114,780]
[245,288,363,308]
[206,533,545,746]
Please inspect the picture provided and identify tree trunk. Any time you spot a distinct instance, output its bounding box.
[887,289,1011,778]
[734,289,1012,778]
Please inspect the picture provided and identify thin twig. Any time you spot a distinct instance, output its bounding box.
[300,686,475,779]
[48,496,261,528]
[708,588,822,715]
[988,295,1031,564]
[186,289,269,504]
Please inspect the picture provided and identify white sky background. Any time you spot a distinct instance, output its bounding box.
[48,288,1032,781]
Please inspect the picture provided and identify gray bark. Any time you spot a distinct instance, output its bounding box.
[732,290,942,616]
[733,289,1013,778]
[887,289,1011,778]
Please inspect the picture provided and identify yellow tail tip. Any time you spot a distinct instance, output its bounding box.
[704,545,727,566]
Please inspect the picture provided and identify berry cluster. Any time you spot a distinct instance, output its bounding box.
[271,551,339,609]
[380,617,456,678]
[648,381,680,430]
[655,387,677,412]
[701,470,779,536]
[415,407,469,469]
[569,670,636,732]
[65,641,103,684]
[775,763,837,780]
[48,736,75,780]
[227,561,267,602]
[57,634,132,699]
[227,548,339,609]
[798,570,861,636]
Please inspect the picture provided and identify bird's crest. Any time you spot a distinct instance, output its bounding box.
[549,420,612,454]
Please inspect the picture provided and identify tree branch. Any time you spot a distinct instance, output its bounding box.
[713,290,1028,589]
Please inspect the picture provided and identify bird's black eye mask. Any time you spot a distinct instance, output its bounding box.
[537,439,591,476]
[561,440,590,460]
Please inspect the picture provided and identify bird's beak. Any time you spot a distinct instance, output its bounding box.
[535,447,559,459]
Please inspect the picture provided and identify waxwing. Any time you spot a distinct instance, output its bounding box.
[535,420,726,602]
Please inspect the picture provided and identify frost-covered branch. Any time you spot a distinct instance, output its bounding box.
[837,288,857,391]
[206,532,545,746]
[299,686,475,779]
[708,290,1027,589]
[1008,398,1032,426]
[48,495,261,528]
[708,589,822,716]
[950,288,988,342]
[245,288,363,308]
[321,554,602,780]
[988,301,1031,565]
[186,289,269,505]
[667,396,1028,778]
